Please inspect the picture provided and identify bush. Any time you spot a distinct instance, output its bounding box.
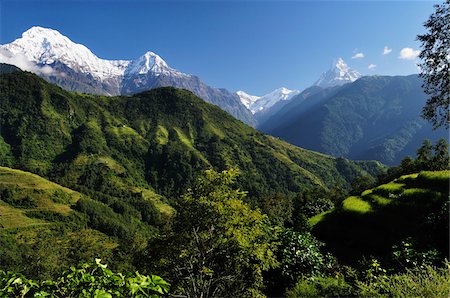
[357,264,450,297]
[0,259,170,297]
[286,275,353,298]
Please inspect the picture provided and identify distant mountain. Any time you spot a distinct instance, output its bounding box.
[314,58,361,88]
[259,75,447,165]
[0,26,255,125]
[237,87,300,114]
[236,90,260,109]
[255,86,324,125]
[0,66,383,201]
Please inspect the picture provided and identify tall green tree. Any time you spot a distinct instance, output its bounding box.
[417,0,450,129]
[432,138,449,170]
[416,139,433,169]
[154,169,279,298]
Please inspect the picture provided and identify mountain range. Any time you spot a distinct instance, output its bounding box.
[259,75,447,165]
[1,27,364,128]
[0,65,383,201]
[0,26,255,125]
[1,26,442,167]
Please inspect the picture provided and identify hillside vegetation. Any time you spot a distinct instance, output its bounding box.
[260,75,447,165]
[0,68,382,201]
[310,170,449,265]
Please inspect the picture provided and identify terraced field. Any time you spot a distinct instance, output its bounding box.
[309,170,449,264]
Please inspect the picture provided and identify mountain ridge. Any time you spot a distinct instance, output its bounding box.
[0,65,384,201]
[0,26,255,126]
[259,74,447,165]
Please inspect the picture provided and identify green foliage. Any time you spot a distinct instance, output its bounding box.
[0,70,381,202]
[417,0,450,129]
[0,259,169,297]
[152,169,279,297]
[357,263,450,297]
[392,240,441,269]
[286,275,353,298]
[311,170,449,265]
[379,138,449,183]
[278,229,336,282]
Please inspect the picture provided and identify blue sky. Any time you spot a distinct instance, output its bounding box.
[0,0,438,95]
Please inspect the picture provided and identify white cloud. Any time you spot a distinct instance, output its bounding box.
[368,64,377,69]
[399,48,420,60]
[382,46,392,55]
[352,52,365,59]
[0,48,55,75]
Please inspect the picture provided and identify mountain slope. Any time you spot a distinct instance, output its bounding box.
[0,26,254,125]
[260,75,447,165]
[0,66,383,202]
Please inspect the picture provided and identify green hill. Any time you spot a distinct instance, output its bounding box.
[310,170,449,265]
[0,67,383,202]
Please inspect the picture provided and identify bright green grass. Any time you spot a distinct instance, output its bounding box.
[173,127,210,164]
[401,188,439,200]
[361,189,373,196]
[132,187,176,221]
[0,166,79,198]
[364,194,392,206]
[0,202,47,229]
[343,196,372,214]
[396,173,419,183]
[373,182,404,196]
[0,166,80,216]
[417,170,450,183]
[155,125,169,145]
[309,210,333,227]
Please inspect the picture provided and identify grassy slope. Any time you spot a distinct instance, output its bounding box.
[310,170,449,264]
[0,166,120,276]
[0,166,80,227]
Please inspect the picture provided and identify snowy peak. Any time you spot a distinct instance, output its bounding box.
[1,26,130,79]
[0,26,186,81]
[127,51,168,74]
[314,58,361,88]
[238,87,300,114]
[236,90,260,109]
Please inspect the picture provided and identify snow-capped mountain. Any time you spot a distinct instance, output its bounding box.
[314,58,361,88]
[0,26,254,125]
[236,91,260,109]
[237,87,300,114]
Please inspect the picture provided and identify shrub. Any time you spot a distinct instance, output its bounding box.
[286,275,353,298]
[0,259,170,297]
[357,263,450,297]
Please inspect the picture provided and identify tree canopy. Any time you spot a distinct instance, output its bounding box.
[417,0,450,129]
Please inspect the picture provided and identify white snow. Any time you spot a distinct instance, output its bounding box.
[0,26,186,81]
[237,87,300,114]
[314,58,361,88]
[236,90,261,109]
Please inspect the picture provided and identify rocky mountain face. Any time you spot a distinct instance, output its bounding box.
[0,26,255,125]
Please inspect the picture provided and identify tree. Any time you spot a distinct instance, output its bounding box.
[432,138,449,170]
[416,139,433,169]
[417,0,450,129]
[154,169,279,298]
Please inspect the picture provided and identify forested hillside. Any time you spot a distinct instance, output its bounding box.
[0,67,382,200]
[260,75,447,165]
